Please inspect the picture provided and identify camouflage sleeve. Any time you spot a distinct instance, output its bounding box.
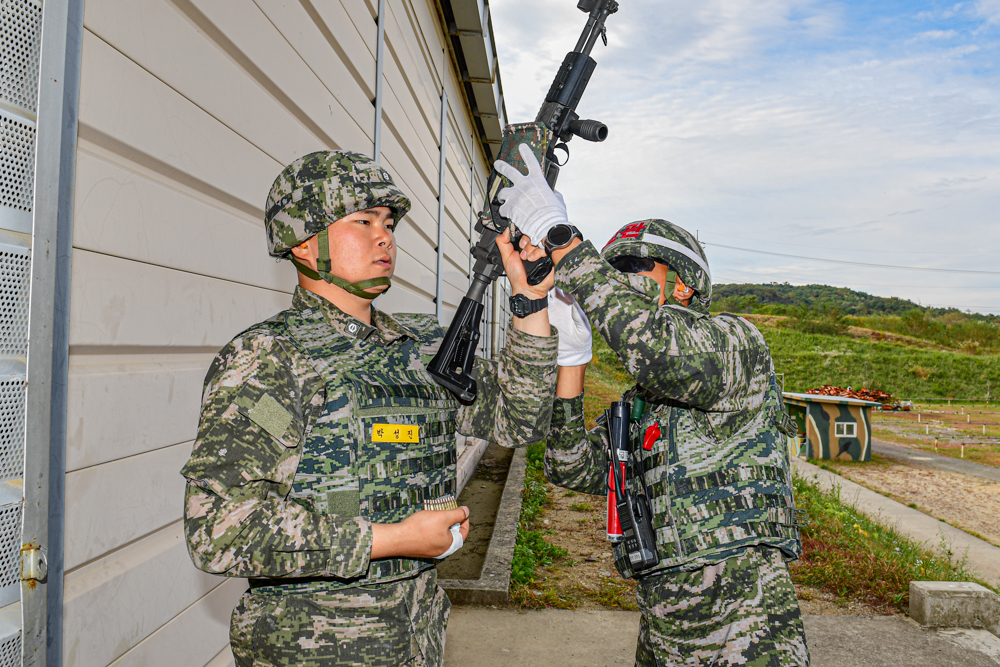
[555,242,771,412]
[544,393,608,496]
[456,321,559,447]
[180,331,372,579]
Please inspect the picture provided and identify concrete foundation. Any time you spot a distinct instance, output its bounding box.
[440,447,527,605]
[910,581,1000,637]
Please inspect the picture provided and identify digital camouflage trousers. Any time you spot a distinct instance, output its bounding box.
[230,569,450,667]
[635,547,810,667]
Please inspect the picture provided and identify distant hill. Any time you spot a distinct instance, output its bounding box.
[711,283,1000,355]
[759,324,1000,400]
[712,283,997,321]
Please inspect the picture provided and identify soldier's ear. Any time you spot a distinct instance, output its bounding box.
[289,239,318,267]
[289,240,311,257]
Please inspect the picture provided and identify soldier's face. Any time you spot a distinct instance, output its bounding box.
[294,206,397,293]
[672,274,694,306]
[636,263,692,307]
[328,206,397,284]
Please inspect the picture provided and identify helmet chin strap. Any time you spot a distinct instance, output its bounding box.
[290,227,391,300]
[663,270,682,306]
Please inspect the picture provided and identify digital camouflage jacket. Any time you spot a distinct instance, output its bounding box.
[545,242,802,575]
[181,287,557,584]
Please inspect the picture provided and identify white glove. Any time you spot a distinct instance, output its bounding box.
[494,143,570,244]
[434,523,464,559]
[548,287,593,366]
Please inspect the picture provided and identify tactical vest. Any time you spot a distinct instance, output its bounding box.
[271,307,459,589]
[613,377,804,579]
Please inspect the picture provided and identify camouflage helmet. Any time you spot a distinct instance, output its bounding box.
[601,219,712,313]
[264,150,411,257]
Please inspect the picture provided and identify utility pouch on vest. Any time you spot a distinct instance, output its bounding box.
[350,372,458,524]
[285,308,462,589]
[605,402,659,573]
[350,372,459,583]
[612,379,806,580]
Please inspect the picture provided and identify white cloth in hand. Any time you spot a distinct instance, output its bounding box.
[494,143,569,244]
[434,523,464,559]
[548,287,593,366]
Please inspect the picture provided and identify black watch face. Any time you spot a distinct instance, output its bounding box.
[510,294,528,317]
[548,225,573,247]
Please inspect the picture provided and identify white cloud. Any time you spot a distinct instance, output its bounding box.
[915,29,958,39]
[976,0,1000,23]
[491,0,1000,312]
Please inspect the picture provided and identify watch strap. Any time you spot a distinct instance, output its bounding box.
[510,293,548,318]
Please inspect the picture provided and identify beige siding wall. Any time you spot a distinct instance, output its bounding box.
[64,1,494,665]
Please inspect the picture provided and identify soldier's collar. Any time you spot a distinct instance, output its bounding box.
[292,287,414,343]
[370,308,417,343]
[292,286,376,341]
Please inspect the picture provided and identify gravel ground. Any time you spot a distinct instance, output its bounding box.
[822,455,1000,548]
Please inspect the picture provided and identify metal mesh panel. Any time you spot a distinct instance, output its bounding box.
[0,632,20,665]
[0,245,29,357]
[0,378,23,481]
[0,503,20,591]
[0,112,34,213]
[0,0,42,114]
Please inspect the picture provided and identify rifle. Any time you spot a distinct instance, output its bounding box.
[429,0,619,402]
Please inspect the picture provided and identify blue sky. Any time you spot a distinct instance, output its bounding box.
[491,1,1000,313]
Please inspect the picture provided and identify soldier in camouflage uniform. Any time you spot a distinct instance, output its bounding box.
[181,150,558,666]
[495,146,810,666]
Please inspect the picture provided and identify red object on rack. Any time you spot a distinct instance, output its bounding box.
[642,423,661,451]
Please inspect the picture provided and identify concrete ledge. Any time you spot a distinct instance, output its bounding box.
[910,581,1000,637]
[440,447,526,606]
[456,434,491,495]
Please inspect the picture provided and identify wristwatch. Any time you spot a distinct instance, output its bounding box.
[543,223,583,255]
[509,293,548,318]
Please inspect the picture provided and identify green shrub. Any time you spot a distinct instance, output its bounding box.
[762,327,1000,398]
[510,442,568,587]
[782,302,848,336]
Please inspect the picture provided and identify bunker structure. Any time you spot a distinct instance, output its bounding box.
[783,392,881,462]
[0,0,516,664]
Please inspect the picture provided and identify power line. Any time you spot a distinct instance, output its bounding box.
[704,242,1000,275]
[713,233,998,257]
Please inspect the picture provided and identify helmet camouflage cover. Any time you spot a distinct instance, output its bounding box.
[264,150,411,257]
[601,219,712,314]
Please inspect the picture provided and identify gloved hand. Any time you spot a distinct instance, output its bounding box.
[494,143,569,245]
[548,287,592,366]
[434,523,464,559]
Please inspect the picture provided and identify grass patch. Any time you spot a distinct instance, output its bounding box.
[790,473,994,612]
[589,578,639,611]
[757,325,1000,399]
[510,337,636,609]
[509,442,569,590]
[510,584,580,609]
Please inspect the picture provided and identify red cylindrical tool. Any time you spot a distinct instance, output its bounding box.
[606,460,626,542]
